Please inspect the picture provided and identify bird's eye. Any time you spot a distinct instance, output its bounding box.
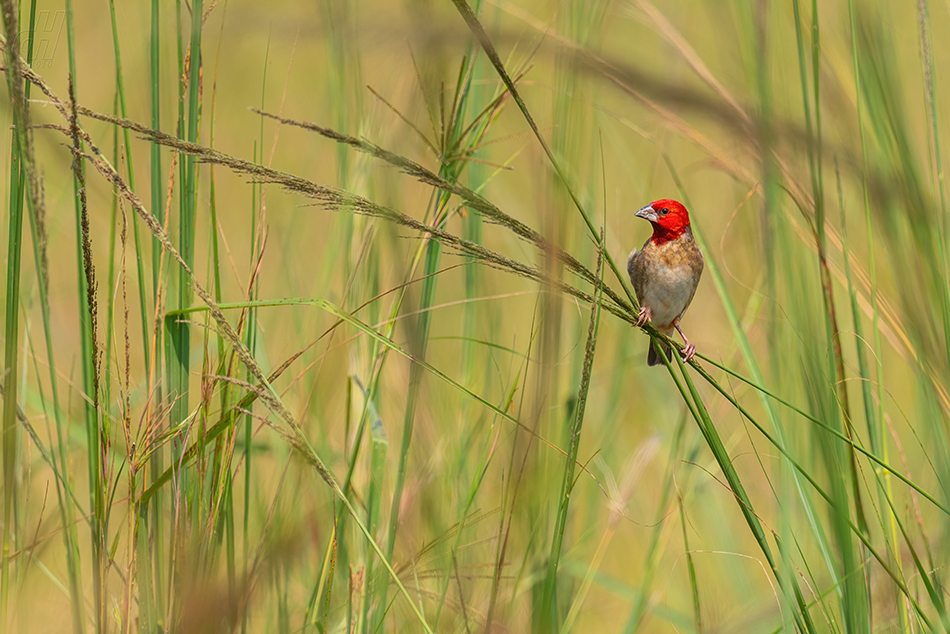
[659,207,669,216]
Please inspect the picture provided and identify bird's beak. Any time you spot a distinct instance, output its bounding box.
[635,205,658,222]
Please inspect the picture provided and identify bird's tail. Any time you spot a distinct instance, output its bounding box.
[647,332,673,367]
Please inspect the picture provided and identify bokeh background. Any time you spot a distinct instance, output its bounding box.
[2,0,950,632]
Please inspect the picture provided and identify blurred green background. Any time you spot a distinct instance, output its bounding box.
[2,0,950,632]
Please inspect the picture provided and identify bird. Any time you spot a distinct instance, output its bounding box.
[627,199,704,366]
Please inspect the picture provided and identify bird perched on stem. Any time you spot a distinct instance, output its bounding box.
[627,199,704,366]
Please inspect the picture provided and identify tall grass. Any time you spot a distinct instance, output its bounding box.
[2,1,950,633]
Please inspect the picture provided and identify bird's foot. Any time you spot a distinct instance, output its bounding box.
[674,320,697,363]
[635,306,651,328]
[682,342,696,363]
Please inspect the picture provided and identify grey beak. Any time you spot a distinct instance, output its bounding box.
[635,205,658,222]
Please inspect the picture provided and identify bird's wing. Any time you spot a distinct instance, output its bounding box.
[626,248,638,276]
[627,245,650,305]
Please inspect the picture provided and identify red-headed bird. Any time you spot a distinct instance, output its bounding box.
[627,199,704,366]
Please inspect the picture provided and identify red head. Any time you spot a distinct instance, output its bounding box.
[635,199,691,245]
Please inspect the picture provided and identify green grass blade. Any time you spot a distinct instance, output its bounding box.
[0,0,29,620]
[539,227,604,631]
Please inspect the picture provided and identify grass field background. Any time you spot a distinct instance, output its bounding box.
[2,1,950,632]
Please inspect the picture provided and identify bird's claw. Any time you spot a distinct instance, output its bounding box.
[635,307,651,328]
[682,342,696,363]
